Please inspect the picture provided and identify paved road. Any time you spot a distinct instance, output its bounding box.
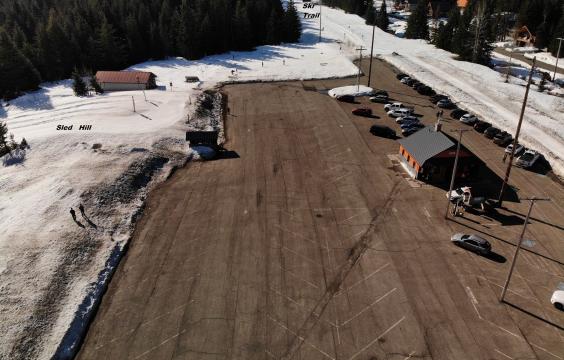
[78,59,564,360]
[494,47,564,77]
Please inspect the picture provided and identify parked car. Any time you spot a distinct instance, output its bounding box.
[484,126,501,139]
[516,149,541,168]
[451,108,468,119]
[474,120,491,133]
[451,233,491,255]
[437,99,455,108]
[370,125,396,139]
[406,78,418,86]
[505,143,524,156]
[493,131,513,146]
[396,73,409,80]
[336,95,355,103]
[400,77,411,84]
[460,114,478,125]
[384,102,407,111]
[400,121,425,130]
[412,82,424,90]
[551,290,564,311]
[396,115,419,124]
[400,121,422,130]
[369,95,389,103]
[401,125,424,136]
[352,107,372,117]
[388,108,413,118]
[418,86,436,96]
[371,89,389,97]
[431,94,448,103]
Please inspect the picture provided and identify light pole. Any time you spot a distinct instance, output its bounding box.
[500,197,550,302]
[355,46,366,92]
[498,58,536,207]
[552,37,563,81]
[445,129,471,219]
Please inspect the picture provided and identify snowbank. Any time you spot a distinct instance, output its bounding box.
[328,85,373,97]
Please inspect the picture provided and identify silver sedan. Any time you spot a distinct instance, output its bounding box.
[451,233,491,255]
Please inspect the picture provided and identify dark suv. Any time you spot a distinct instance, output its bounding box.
[370,125,396,139]
[493,131,513,146]
[474,120,491,133]
[484,126,501,139]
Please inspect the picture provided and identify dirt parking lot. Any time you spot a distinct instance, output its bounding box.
[78,59,564,360]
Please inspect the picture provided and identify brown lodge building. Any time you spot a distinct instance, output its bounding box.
[398,126,480,184]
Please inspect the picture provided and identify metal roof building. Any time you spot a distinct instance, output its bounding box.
[95,71,157,91]
[397,126,473,181]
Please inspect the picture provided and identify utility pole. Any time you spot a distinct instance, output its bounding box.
[367,13,376,88]
[445,129,471,219]
[498,58,536,207]
[500,197,550,302]
[132,96,136,112]
[552,37,563,81]
[356,46,366,92]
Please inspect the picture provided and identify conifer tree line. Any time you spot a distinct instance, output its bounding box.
[322,0,563,66]
[431,0,563,65]
[0,0,302,100]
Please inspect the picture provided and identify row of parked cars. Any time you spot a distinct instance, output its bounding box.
[448,107,542,169]
[396,73,544,170]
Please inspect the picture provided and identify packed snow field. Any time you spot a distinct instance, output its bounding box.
[1,1,563,359]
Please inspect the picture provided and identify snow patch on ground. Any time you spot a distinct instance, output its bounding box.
[328,85,373,97]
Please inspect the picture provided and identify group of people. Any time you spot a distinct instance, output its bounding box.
[69,204,94,228]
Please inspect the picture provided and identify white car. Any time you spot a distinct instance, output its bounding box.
[505,143,524,155]
[516,149,540,168]
[387,108,413,118]
[384,102,405,111]
[460,114,478,125]
[551,290,564,310]
[446,186,471,202]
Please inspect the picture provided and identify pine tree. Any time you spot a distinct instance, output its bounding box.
[232,0,253,49]
[72,70,87,96]
[452,2,474,59]
[365,5,376,26]
[434,8,460,51]
[0,29,41,100]
[90,75,104,94]
[377,0,389,31]
[94,19,126,70]
[284,0,302,43]
[548,7,564,57]
[0,121,8,156]
[405,0,430,40]
[468,0,494,65]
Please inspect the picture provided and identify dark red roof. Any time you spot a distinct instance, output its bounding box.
[96,71,155,84]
